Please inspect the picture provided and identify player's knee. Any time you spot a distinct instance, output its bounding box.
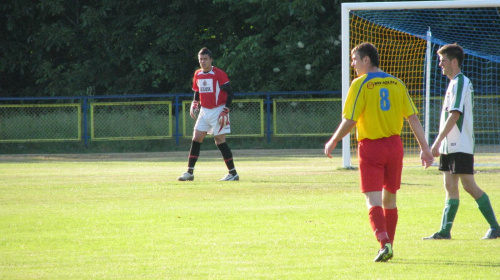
[214,136,226,145]
[462,182,483,199]
[382,194,397,209]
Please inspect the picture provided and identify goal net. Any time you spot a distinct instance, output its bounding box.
[341,0,500,168]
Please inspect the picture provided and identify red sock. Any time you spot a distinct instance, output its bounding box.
[384,208,398,246]
[369,206,390,248]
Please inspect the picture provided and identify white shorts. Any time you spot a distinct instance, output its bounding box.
[194,106,231,136]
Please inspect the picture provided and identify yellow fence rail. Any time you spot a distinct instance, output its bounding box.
[90,101,172,141]
[0,104,81,142]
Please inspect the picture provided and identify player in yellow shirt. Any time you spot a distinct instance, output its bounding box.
[324,43,434,262]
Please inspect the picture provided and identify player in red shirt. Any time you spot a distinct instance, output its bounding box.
[178,47,239,181]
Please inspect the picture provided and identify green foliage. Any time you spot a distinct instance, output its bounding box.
[1,0,208,96]
[216,0,343,92]
[0,0,364,97]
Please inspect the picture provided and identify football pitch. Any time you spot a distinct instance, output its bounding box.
[1,150,499,279]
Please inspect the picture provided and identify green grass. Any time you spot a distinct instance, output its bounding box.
[0,150,499,279]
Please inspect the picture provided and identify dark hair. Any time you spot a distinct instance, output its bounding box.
[351,43,380,68]
[437,44,464,68]
[198,47,213,58]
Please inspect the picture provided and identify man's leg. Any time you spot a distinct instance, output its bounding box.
[178,130,206,181]
[461,174,500,239]
[424,172,460,239]
[187,140,202,174]
[439,173,460,237]
[382,189,397,246]
[215,135,238,181]
[382,136,401,247]
[365,192,391,248]
[188,130,207,173]
[366,191,393,262]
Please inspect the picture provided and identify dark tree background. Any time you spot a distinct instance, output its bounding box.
[0,0,387,97]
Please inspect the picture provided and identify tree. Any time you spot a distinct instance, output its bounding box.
[213,0,342,92]
[2,0,389,97]
[1,0,207,96]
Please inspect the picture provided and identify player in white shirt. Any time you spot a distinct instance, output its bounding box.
[438,73,475,155]
[423,44,499,240]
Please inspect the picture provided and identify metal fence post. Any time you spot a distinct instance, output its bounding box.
[174,95,180,145]
[266,93,272,143]
[82,97,89,147]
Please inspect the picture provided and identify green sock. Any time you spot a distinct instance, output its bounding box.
[476,193,499,229]
[439,199,459,236]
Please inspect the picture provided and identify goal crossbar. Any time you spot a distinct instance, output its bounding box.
[342,0,499,11]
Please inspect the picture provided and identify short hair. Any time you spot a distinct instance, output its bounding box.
[198,47,213,58]
[351,43,380,68]
[437,44,464,67]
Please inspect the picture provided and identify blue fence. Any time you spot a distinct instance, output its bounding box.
[0,91,341,146]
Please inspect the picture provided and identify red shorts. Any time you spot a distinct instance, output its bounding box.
[358,135,403,194]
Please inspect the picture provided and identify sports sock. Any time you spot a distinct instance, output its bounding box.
[476,193,500,229]
[439,199,459,236]
[217,142,237,175]
[187,141,202,174]
[369,206,390,248]
[384,207,398,246]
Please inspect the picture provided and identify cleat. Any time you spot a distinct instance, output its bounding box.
[219,173,239,181]
[423,232,451,240]
[482,228,499,239]
[178,172,194,181]
[374,243,393,262]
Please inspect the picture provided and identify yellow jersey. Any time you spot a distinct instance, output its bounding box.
[343,72,418,141]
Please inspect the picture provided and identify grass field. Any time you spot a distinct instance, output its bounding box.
[0,149,499,279]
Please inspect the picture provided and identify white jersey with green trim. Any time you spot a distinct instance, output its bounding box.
[439,73,475,155]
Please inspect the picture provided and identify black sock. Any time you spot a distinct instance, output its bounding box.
[217,142,236,175]
[187,141,202,174]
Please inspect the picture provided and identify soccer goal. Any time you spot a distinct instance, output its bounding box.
[340,0,500,168]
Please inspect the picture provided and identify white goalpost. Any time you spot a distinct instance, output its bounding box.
[340,0,500,168]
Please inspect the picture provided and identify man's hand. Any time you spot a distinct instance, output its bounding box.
[323,118,357,159]
[431,140,441,157]
[190,101,199,119]
[431,111,460,157]
[218,107,230,132]
[420,148,434,169]
[324,139,338,159]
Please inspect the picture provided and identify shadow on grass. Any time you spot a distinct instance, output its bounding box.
[394,258,500,267]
